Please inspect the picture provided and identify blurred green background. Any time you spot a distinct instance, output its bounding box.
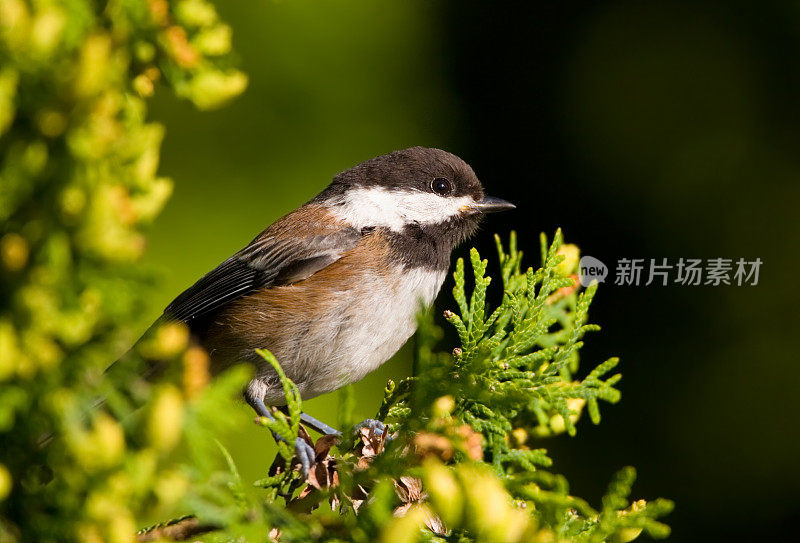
[139,1,799,541]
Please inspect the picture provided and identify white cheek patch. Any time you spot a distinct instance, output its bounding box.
[331,187,474,231]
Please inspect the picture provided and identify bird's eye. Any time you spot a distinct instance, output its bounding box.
[430,177,452,196]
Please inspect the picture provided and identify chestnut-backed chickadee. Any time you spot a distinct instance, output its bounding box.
[154,147,513,469]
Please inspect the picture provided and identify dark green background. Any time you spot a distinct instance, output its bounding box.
[141,1,800,541]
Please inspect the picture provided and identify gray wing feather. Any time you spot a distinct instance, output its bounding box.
[164,227,360,324]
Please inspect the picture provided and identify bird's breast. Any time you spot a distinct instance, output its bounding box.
[321,263,446,388]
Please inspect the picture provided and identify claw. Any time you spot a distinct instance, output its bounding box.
[353,418,385,436]
[295,436,315,478]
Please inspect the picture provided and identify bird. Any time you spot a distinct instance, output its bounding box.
[143,147,513,471]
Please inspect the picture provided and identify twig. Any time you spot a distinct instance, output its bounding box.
[137,516,217,541]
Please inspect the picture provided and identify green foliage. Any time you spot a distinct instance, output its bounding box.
[0,0,246,541]
[252,349,302,464]
[369,231,673,542]
[0,1,671,541]
[134,233,673,543]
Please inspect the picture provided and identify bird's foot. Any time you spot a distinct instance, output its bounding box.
[352,419,390,459]
[248,398,335,480]
[266,431,318,478]
[353,418,386,436]
[294,436,316,478]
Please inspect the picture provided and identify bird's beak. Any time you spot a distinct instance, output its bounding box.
[464,196,516,214]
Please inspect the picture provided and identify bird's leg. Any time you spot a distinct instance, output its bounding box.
[274,408,341,436]
[244,391,315,477]
[284,409,384,438]
[298,412,340,436]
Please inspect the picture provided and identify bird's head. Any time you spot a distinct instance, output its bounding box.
[318,147,514,249]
